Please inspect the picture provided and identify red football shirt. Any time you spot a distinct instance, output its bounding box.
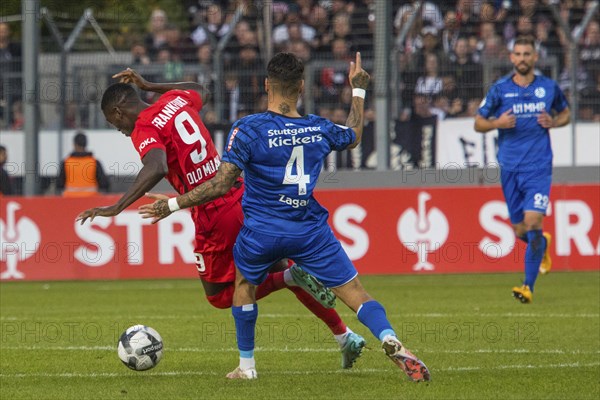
[131,89,242,236]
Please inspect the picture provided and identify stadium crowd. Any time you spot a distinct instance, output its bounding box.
[1,0,599,129]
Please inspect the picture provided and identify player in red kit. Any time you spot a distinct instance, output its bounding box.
[76,69,366,369]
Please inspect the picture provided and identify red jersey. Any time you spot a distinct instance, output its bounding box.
[131,90,243,238]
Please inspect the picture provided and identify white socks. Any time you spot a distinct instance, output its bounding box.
[334,327,354,347]
[283,269,296,286]
[239,356,256,371]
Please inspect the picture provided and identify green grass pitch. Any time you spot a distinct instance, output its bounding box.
[1,272,599,399]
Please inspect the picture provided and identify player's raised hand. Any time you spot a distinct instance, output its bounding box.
[76,205,120,225]
[495,108,516,129]
[537,110,555,129]
[138,193,173,224]
[112,68,149,90]
[348,52,370,90]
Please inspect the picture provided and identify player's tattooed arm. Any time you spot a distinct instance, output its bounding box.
[346,52,370,149]
[178,162,242,208]
[112,68,211,103]
[139,162,242,223]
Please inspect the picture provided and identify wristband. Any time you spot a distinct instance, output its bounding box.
[352,88,366,99]
[168,197,180,212]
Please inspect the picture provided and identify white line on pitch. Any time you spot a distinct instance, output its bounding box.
[2,312,598,321]
[1,362,598,379]
[2,345,599,356]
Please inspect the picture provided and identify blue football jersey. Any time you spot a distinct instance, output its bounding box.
[478,74,569,171]
[222,111,356,237]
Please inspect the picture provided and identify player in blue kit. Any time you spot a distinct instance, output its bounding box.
[475,36,570,303]
[140,52,430,382]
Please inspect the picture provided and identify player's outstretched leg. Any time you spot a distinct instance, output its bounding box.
[333,277,430,382]
[381,335,430,382]
[356,300,430,382]
[289,264,336,308]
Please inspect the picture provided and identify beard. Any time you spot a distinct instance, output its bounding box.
[515,63,532,75]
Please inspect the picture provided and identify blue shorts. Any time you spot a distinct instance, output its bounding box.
[500,166,552,224]
[232,225,358,288]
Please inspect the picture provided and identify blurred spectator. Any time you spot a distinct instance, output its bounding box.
[190,3,231,47]
[164,24,195,62]
[196,43,214,89]
[410,26,449,72]
[0,22,22,127]
[57,132,109,197]
[394,1,443,35]
[414,53,444,99]
[236,46,263,112]
[144,9,169,60]
[307,5,330,51]
[580,21,600,82]
[319,37,353,107]
[442,10,461,55]
[10,100,23,130]
[454,0,481,37]
[226,20,259,62]
[0,145,13,196]
[287,39,312,63]
[479,0,510,23]
[535,17,564,70]
[579,70,600,122]
[449,37,483,106]
[473,21,502,62]
[131,42,151,65]
[507,16,535,51]
[415,53,444,99]
[223,71,241,123]
[558,51,594,97]
[273,8,316,47]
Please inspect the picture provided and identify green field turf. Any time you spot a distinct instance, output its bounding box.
[1,272,599,399]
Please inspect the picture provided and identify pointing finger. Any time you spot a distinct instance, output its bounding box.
[355,52,361,70]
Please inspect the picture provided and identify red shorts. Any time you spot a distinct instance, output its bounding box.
[192,181,244,284]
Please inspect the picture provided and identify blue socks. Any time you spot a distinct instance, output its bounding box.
[524,229,546,291]
[232,304,258,359]
[357,300,396,341]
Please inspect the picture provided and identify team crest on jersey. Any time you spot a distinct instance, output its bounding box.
[227,128,239,151]
[534,87,545,98]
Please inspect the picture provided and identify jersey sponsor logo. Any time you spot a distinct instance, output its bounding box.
[504,93,519,98]
[534,87,546,98]
[269,134,323,148]
[267,126,322,136]
[278,194,310,208]
[138,137,157,152]
[227,128,239,151]
[512,101,546,114]
[151,96,189,129]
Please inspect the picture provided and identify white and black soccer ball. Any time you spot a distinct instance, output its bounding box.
[117,325,164,371]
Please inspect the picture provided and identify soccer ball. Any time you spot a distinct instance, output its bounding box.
[117,325,164,371]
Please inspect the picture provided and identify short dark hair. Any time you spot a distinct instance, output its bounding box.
[267,52,304,95]
[0,145,6,153]
[101,83,139,111]
[513,35,536,49]
[74,132,87,148]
